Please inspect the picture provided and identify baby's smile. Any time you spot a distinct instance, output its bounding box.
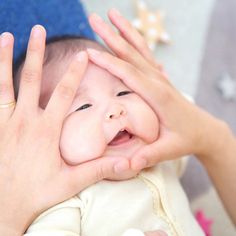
[108,129,134,146]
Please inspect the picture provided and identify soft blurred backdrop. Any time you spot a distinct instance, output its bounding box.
[83,0,236,235]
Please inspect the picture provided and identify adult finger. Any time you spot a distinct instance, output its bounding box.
[17,25,46,112]
[87,48,149,90]
[131,134,187,170]
[108,9,165,72]
[61,157,130,195]
[87,48,169,111]
[44,51,88,131]
[89,13,154,75]
[108,8,158,67]
[0,32,15,122]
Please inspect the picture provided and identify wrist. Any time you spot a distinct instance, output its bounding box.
[196,113,235,165]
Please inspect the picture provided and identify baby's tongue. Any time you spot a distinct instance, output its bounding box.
[109,131,131,146]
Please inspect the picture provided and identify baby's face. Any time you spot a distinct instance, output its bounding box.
[58,62,160,165]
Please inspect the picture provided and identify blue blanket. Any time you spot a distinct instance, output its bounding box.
[0,0,95,64]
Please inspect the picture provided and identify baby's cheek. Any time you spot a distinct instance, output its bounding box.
[60,117,107,165]
[133,101,160,143]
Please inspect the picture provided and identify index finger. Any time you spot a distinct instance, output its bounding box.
[44,51,88,130]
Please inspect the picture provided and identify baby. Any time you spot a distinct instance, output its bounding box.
[16,38,204,236]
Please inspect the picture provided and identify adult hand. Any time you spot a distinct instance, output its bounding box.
[0,25,129,236]
[87,10,236,223]
[87,9,220,168]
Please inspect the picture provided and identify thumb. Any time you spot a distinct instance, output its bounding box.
[65,157,129,193]
[131,137,182,170]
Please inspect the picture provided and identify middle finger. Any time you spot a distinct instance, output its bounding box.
[17,25,46,113]
[87,49,168,114]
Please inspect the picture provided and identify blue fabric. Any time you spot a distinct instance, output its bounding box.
[0,0,96,64]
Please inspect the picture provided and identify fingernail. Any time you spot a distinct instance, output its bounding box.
[0,32,11,47]
[114,160,129,173]
[31,25,44,38]
[87,48,100,57]
[110,8,122,16]
[76,51,87,61]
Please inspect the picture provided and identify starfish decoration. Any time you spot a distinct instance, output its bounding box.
[195,210,213,236]
[132,0,170,50]
[216,72,236,101]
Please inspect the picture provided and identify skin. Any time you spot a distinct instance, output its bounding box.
[87,9,236,224]
[41,59,159,166]
[39,55,160,182]
[0,8,235,236]
[0,26,130,236]
[0,27,167,236]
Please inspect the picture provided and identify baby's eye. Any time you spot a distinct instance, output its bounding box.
[75,104,92,111]
[117,91,132,96]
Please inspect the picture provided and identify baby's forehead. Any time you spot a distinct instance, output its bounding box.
[77,62,127,94]
[41,38,130,99]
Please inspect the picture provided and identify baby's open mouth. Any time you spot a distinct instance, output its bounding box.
[108,130,133,146]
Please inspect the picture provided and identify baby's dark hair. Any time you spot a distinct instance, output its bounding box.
[14,36,108,97]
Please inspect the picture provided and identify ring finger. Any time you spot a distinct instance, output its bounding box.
[0,32,15,122]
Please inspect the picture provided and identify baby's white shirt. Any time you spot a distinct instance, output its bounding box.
[25,159,204,236]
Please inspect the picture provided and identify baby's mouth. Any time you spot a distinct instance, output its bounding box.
[108,130,133,146]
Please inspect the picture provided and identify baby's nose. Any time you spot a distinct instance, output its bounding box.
[106,104,126,120]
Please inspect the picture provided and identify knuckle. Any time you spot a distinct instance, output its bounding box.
[115,40,132,58]
[27,44,40,54]
[156,81,173,103]
[137,39,149,51]
[126,64,139,76]
[57,84,75,100]
[0,82,12,96]
[22,68,40,83]
[95,166,107,180]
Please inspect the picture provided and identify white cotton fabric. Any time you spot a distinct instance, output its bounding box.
[25,159,204,236]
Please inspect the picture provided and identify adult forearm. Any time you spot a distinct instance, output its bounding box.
[197,119,236,224]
